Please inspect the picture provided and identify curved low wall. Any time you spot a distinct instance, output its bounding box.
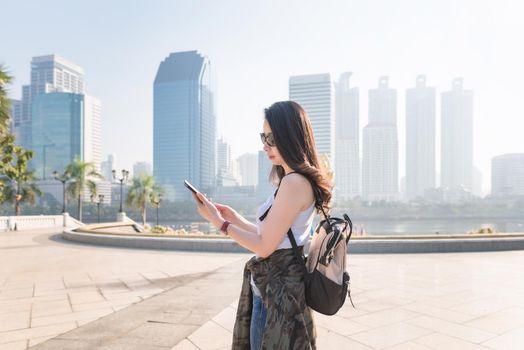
[62,229,249,252]
[348,235,524,253]
[62,229,524,254]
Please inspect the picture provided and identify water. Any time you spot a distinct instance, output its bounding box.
[154,218,524,236]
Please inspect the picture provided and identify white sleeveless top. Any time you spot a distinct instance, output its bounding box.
[256,192,316,249]
[251,191,316,296]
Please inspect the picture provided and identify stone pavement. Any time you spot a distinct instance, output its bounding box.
[171,250,524,350]
[0,228,246,349]
[2,228,524,349]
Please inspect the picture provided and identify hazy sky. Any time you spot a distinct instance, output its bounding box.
[2,0,523,194]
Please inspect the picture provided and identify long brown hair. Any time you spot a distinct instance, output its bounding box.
[264,100,333,213]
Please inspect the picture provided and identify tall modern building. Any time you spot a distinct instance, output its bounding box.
[257,150,274,199]
[441,78,473,192]
[101,154,117,182]
[31,93,102,181]
[334,72,360,202]
[18,55,85,149]
[153,51,216,201]
[217,137,232,176]
[491,153,524,197]
[9,99,22,140]
[216,137,239,187]
[237,153,258,187]
[289,73,335,164]
[405,75,436,199]
[362,76,398,201]
[133,161,152,177]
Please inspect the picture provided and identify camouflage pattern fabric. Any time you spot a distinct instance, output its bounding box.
[232,248,317,350]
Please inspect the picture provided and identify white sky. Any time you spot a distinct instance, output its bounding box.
[2,0,523,194]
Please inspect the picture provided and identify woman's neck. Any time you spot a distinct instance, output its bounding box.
[282,165,293,175]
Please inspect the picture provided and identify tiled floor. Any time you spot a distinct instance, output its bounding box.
[3,227,524,349]
[172,250,524,349]
[0,228,244,349]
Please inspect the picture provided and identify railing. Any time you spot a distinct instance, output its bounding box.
[0,214,83,231]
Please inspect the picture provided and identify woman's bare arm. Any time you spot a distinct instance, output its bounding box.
[234,213,257,234]
[213,202,257,234]
[198,174,311,257]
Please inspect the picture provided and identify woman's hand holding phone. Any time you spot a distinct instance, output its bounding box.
[192,191,224,228]
[213,202,240,225]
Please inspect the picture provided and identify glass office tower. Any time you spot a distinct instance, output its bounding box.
[31,93,84,179]
[153,51,216,201]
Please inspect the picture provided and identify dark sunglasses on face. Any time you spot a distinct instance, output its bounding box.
[260,132,276,147]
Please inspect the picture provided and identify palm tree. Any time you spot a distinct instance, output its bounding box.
[0,65,12,136]
[1,146,41,215]
[126,174,165,226]
[65,157,103,222]
[0,65,15,204]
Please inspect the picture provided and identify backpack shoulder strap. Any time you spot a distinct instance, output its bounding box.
[258,182,307,272]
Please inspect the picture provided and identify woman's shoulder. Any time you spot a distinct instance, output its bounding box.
[280,172,314,206]
[282,172,311,186]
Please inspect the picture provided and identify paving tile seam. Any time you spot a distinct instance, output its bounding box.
[0,245,40,250]
[318,325,377,350]
[29,258,245,349]
[426,331,498,348]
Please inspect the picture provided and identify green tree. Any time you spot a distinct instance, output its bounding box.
[0,65,17,205]
[1,146,42,215]
[65,157,103,222]
[0,65,12,135]
[126,174,164,226]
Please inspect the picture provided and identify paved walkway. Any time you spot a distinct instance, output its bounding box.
[0,228,245,349]
[171,249,524,350]
[2,228,524,349]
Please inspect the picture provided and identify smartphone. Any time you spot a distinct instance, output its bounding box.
[184,180,203,203]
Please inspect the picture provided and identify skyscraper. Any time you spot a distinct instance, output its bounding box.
[237,153,258,187]
[9,99,22,140]
[362,76,398,201]
[101,154,117,182]
[491,153,524,197]
[441,78,473,192]
[31,93,101,180]
[405,75,436,200]
[334,72,360,202]
[257,150,274,199]
[19,55,85,149]
[217,137,232,176]
[289,73,335,164]
[153,51,216,201]
[133,161,152,177]
[216,137,239,187]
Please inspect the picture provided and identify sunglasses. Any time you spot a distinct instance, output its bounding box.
[260,132,276,147]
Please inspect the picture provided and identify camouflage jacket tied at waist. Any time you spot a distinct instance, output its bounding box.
[232,248,316,350]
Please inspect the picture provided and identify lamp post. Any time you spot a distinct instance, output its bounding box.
[97,194,104,223]
[112,169,129,213]
[53,170,70,214]
[152,195,162,227]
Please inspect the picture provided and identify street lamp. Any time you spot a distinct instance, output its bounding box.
[152,194,162,227]
[96,194,104,223]
[112,169,129,213]
[53,170,70,214]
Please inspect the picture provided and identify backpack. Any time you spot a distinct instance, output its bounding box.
[259,173,354,315]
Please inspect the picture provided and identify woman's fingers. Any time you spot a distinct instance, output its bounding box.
[192,192,204,205]
[196,192,208,204]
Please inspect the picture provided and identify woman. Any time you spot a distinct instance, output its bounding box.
[191,100,332,350]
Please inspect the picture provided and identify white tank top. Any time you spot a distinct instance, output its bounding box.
[251,191,316,297]
[256,192,316,249]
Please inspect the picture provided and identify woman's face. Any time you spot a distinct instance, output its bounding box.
[262,119,285,166]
